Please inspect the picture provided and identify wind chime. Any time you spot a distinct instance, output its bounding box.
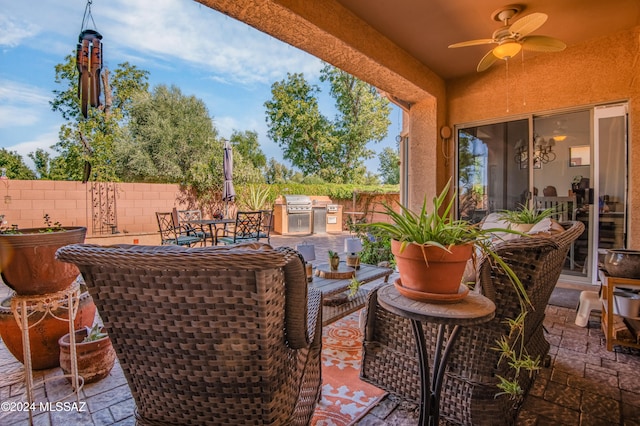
[76,0,103,182]
[76,0,103,119]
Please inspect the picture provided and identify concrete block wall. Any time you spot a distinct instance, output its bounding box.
[0,180,187,239]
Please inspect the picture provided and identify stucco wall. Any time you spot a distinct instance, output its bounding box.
[445,26,640,248]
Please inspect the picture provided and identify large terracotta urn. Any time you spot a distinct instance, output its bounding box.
[0,291,96,370]
[391,239,473,295]
[0,227,86,295]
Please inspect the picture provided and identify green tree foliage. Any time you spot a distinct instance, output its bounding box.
[123,84,219,188]
[265,65,391,184]
[0,149,36,179]
[28,149,53,179]
[378,146,400,184]
[264,158,293,184]
[230,130,266,170]
[50,55,149,181]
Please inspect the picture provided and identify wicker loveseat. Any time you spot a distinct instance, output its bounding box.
[360,221,584,425]
[56,242,322,426]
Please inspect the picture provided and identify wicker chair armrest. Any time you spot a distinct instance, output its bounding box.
[306,288,322,350]
[277,246,314,349]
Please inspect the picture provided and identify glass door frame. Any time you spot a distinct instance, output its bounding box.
[590,103,629,282]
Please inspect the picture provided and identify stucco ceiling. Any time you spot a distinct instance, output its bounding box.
[335,0,640,80]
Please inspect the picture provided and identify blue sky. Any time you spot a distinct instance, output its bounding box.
[0,0,400,174]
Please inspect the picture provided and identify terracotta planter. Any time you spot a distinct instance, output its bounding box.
[59,326,116,384]
[0,291,96,370]
[391,239,473,295]
[0,227,86,295]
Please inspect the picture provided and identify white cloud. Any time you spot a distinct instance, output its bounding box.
[0,106,40,127]
[100,0,324,86]
[0,15,39,47]
[213,116,239,139]
[0,79,53,129]
[0,79,51,105]
[5,127,59,169]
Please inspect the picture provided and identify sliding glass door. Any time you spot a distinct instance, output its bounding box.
[456,103,628,286]
[457,119,529,223]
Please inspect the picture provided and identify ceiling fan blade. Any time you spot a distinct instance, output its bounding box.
[521,35,567,52]
[477,50,498,72]
[449,38,495,48]
[510,12,547,37]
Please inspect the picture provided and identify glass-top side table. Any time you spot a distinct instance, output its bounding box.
[376,283,496,426]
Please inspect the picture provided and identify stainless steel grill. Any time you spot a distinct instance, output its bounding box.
[285,195,312,213]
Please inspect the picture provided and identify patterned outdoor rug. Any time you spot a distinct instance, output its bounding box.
[311,311,387,426]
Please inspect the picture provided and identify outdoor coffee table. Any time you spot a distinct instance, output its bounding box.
[376,283,495,426]
[309,262,393,326]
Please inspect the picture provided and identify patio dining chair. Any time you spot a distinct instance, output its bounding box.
[56,242,323,426]
[216,210,263,245]
[155,211,203,247]
[259,209,274,243]
[176,208,213,243]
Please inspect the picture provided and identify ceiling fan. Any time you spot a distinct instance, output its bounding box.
[448,5,566,72]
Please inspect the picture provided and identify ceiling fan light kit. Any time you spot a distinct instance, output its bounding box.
[494,42,522,59]
[449,4,566,72]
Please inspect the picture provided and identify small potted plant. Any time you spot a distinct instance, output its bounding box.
[498,203,557,233]
[328,250,340,271]
[58,323,116,384]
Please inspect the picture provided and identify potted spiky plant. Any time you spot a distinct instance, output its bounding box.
[498,203,557,233]
[366,179,526,302]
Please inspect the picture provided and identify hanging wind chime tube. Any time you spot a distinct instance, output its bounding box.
[76,0,103,119]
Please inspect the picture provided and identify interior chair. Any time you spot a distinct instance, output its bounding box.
[543,185,558,196]
[56,243,322,426]
[360,221,585,426]
[155,211,203,247]
[217,210,263,245]
[176,209,212,244]
[259,209,274,243]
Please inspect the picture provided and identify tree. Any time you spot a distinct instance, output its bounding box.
[0,149,36,179]
[378,146,400,184]
[320,65,391,183]
[50,55,149,181]
[123,84,219,188]
[265,65,391,183]
[230,130,266,170]
[28,149,53,179]
[264,158,293,184]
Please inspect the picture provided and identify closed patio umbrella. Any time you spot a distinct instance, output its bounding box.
[222,139,235,216]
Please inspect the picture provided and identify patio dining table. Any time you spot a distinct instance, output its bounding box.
[186,218,235,246]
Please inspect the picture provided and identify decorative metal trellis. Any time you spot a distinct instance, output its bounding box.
[90,182,118,235]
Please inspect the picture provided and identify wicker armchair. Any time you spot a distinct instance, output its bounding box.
[56,242,322,426]
[360,221,585,425]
